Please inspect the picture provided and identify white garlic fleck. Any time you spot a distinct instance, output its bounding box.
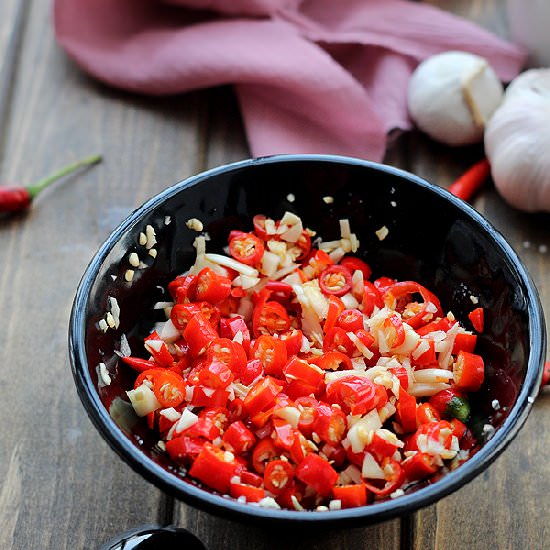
[186,218,204,232]
[128,253,140,267]
[145,225,157,249]
[408,51,504,145]
[485,69,550,212]
[375,226,389,241]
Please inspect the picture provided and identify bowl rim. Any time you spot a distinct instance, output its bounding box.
[69,153,546,526]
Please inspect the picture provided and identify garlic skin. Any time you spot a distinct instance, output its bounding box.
[485,69,550,212]
[408,51,504,146]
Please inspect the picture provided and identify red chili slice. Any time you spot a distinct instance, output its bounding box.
[144,331,174,368]
[229,231,264,265]
[362,281,384,316]
[332,484,368,508]
[168,274,197,302]
[324,295,345,334]
[230,482,265,503]
[416,403,441,425]
[295,230,312,260]
[312,403,346,444]
[252,300,291,338]
[219,316,250,353]
[374,276,397,293]
[197,360,234,389]
[316,351,353,371]
[468,307,484,333]
[194,267,232,304]
[295,396,318,438]
[395,389,417,433]
[340,256,372,280]
[250,335,288,377]
[207,338,247,374]
[383,313,406,349]
[319,265,353,297]
[453,350,485,392]
[264,459,294,495]
[183,313,219,357]
[295,453,338,498]
[252,439,279,474]
[152,370,186,408]
[323,327,355,355]
[337,309,364,332]
[279,329,303,356]
[188,442,239,494]
[121,356,156,373]
[222,421,256,454]
[364,458,405,497]
[243,376,283,417]
[302,249,333,280]
[165,436,205,466]
[325,375,384,416]
[452,332,477,354]
[171,302,220,332]
[283,357,324,390]
[402,452,439,482]
[384,281,443,329]
[134,368,165,390]
[366,432,399,459]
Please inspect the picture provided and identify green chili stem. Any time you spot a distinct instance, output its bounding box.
[27,154,102,199]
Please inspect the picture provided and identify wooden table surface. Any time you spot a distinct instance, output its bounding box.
[1,1,549,548]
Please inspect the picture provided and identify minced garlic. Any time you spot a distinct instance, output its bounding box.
[375,226,389,241]
[186,218,204,232]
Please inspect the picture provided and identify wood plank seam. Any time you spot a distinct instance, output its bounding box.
[0,0,31,169]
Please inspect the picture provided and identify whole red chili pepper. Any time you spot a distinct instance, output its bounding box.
[0,154,101,214]
[448,158,491,202]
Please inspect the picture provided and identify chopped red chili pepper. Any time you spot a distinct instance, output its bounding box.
[295,453,338,498]
[125,211,486,512]
[319,265,353,297]
[340,256,372,280]
[332,484,368,508]
[453,350,485,392]
[468,307,485,333]
[229,231,264,265]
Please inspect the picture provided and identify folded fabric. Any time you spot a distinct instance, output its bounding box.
[54,0,526,161]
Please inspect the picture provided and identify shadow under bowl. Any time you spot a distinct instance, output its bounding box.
[69,154,545,527]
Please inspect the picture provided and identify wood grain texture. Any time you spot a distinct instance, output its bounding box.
[410,2,550,549]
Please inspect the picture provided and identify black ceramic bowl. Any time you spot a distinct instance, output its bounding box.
[69,154,545,527]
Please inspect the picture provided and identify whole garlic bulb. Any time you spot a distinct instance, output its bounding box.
[485,69,550,212]
[408,51,504,146]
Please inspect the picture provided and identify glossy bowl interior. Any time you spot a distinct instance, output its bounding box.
[69,154,545,527]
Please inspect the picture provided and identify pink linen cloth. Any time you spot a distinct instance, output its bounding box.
[54,0,525,161]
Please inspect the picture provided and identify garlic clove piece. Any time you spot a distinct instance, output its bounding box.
[408,51,504,146]
[485,69,550,212]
